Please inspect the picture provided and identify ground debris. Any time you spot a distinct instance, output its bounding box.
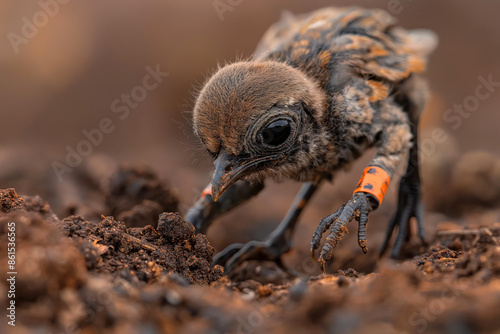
[59,212,222,285]
[2,177,500,333]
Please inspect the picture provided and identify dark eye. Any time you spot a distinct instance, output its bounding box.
[262,120,291,146]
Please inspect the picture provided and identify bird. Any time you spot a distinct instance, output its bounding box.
[186,7,437,274]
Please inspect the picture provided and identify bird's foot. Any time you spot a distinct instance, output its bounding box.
[213,234,289,275]
[310,192,374,273]
[380,183,425,258]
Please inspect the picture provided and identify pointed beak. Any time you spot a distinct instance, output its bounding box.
[210,148,283,202]
[210,149,249,202]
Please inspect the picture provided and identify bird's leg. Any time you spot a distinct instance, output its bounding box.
[186,180,263,234]
[380,121,425,258]
[311,107,414,271]
[214,178,322,274]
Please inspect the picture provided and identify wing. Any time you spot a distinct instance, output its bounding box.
[255,7,438,83]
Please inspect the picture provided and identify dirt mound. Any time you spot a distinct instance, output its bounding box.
[0,187,229,333]
[60,213,222,285]
[0,207,234,333]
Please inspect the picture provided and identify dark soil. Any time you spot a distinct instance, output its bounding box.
[106,165,179,228]
[1,165,500,334]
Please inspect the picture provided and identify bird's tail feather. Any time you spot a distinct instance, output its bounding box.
[406,29,439,57]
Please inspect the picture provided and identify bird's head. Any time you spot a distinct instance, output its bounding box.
[193,61,328,201]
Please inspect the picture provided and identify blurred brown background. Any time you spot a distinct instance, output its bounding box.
[1,0,499,272]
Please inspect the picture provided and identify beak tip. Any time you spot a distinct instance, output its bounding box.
[210,149,244,203]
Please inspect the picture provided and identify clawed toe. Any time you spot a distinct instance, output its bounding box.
[214,237,288,274]
[310,205,344,263]
[380,189,425,259]
[225,240,268,273]
[311,193,373,272]
[212,243,245,267]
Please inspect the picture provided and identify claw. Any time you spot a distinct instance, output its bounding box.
[310,246,318,263]
[224,241,260,273]
[216,237,287,275]
[358,239,368,254]
[381,186,425,259]
[312,193,372,271]
[212,243,244,267]
[310,205,344,263]
[319,259,326,274]
[357,203,369,253]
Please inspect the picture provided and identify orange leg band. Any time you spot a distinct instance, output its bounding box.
[353,166,391,205]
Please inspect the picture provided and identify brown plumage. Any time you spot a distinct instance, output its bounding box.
[187,7,437,273]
